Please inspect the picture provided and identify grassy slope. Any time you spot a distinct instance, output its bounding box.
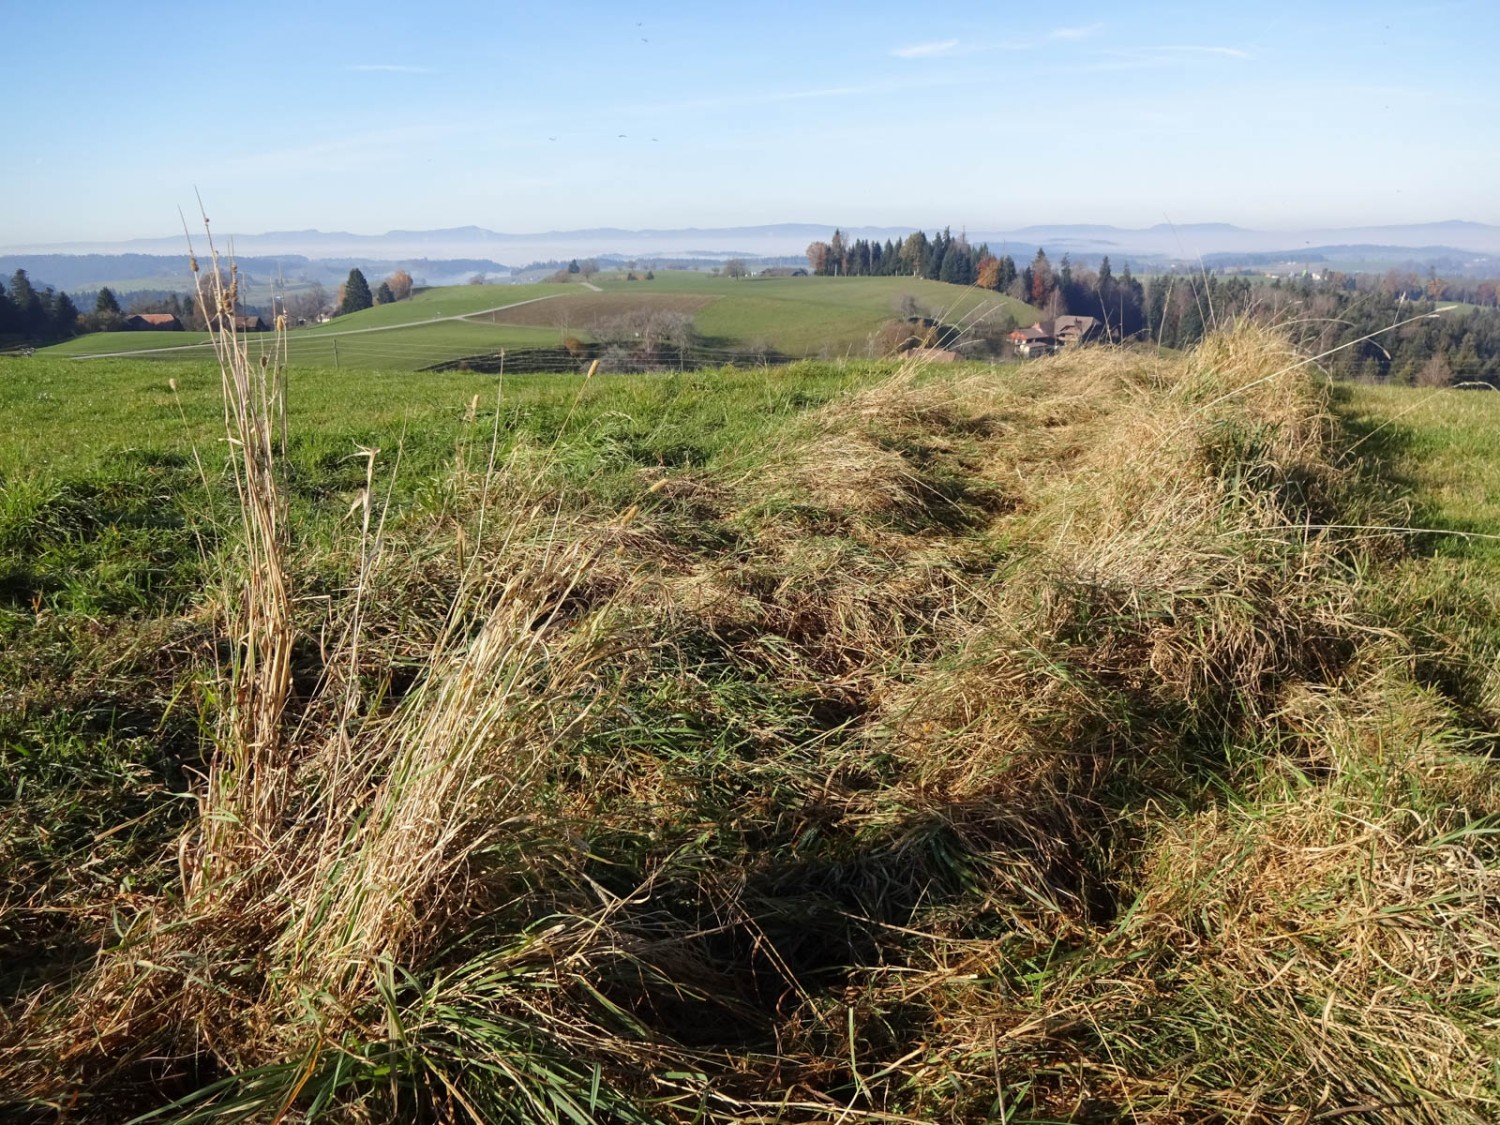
[43,330,215,356]
[3,341,1498,1122]
[0,354,868,477]
[43,274,1038,368]
[588,271,1037,354]
[1341,383,1500,547]
[40,283,582,370]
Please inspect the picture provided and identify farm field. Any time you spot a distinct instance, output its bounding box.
[1342,382,1500,549]
[41,272,1039,370]
[3,334,1499,1122]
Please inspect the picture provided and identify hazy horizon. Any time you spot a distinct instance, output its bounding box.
[5,0,1499,244]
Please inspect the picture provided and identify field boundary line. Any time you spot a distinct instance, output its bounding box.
[66,293,575,359]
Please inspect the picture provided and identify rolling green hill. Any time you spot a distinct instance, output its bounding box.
[42,273,1039,370]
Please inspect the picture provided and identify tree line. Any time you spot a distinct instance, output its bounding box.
[0,270,82,345]
[805,228,1500,381]
[1142,272,1500,384]
[805,228,1000,286]
[805,231,1150,339]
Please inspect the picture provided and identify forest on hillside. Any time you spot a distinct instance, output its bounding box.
[809,228,1500,386]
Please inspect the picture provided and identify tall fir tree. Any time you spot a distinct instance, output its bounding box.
[50,291,80,340]
[337,268,373,316]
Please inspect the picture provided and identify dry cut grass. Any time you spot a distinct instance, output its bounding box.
[4,321,1498,1123]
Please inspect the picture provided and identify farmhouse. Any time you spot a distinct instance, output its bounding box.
[1053,314,1101,346]
[1008,314,1103,357]
[123,313,182,331]
[1008,325,1055,356]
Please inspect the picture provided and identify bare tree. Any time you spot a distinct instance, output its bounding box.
[1416,352,1453,387]
[285,282,327,324]
[591,308,698,370]
[724,259,748,279]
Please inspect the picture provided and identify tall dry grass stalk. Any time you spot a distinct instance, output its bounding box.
[184,226,296,891]
[10,226,650,1119]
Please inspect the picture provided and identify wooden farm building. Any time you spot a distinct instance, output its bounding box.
[1008,314,1103,356]
[124,313,182,331]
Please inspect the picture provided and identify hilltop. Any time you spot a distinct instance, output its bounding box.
[40,272,1037,370]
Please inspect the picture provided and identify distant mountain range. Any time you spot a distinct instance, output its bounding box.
[5,221,1499,290]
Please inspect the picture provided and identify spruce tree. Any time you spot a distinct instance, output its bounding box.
[9,271,48,339]
[337,269,373,316]
[374,281,395,305]
[93,286,123,330]
[50,291,80,340]
[938,246,961,284]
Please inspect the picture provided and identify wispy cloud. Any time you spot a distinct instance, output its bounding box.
[1050,23,1103,40]
[1153,45,1251,59]
[345,64,429,74]
[892,38,962,59]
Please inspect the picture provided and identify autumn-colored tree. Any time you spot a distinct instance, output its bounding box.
[1030,249,1054,307]
[805,241,831,275]
[385,269,413,301]
[976,256,1001,291]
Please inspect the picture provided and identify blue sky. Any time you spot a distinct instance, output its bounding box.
[3,0,1497,242]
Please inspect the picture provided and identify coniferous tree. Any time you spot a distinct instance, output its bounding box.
[9,270,47,338]
[50,291,80,339]
[337,269,373,316]
[93,286,123,330]
[374,281,395,305]
[0,280,16,336]
[997,255,1017,293]
[938,245,960,284]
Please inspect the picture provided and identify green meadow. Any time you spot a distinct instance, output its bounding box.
[42,272,1038,370]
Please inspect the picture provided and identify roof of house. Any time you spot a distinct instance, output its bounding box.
[131,312,180,325]
[1010,325,1054,342]
[1051,314,1100,335]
